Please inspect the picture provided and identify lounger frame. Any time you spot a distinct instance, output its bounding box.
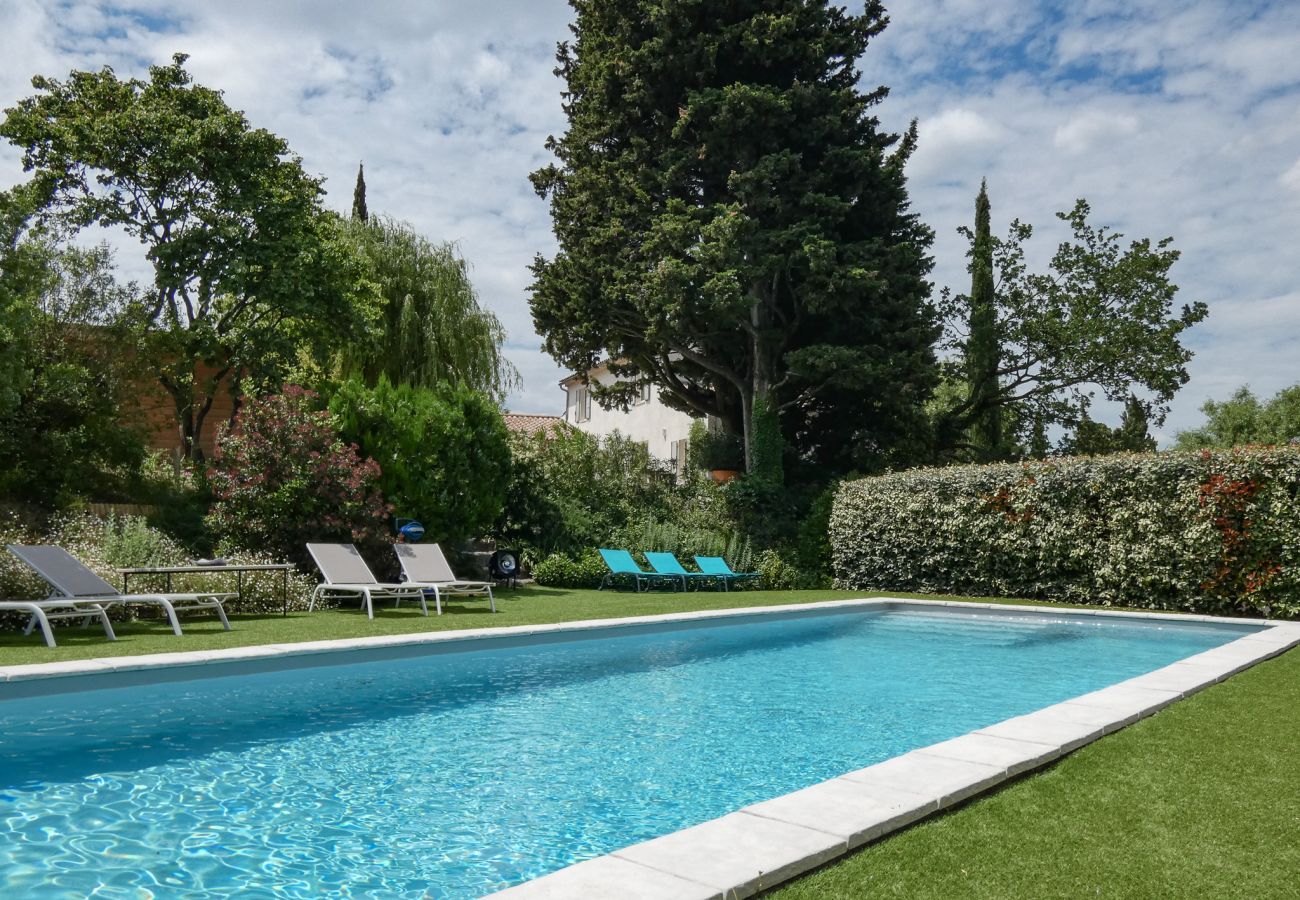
[0,599,117,648]
[6,545,232,639]
[393,544,496,614]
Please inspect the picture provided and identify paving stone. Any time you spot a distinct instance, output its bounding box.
[841,749,1005,805]
[1127,662,1232,695]
[744,777,936,848]
[613,811,846,899]
[976,712,1105,753]
[488,854,723,900]
[918,732,1060,776]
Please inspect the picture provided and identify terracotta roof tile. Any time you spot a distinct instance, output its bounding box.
[503,413,570,437]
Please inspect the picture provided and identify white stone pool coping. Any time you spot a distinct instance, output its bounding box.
[1,598,1297,900]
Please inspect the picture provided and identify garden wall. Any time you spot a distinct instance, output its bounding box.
[830,447,1300,618]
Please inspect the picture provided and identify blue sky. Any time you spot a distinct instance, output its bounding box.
[2,0,1298,442]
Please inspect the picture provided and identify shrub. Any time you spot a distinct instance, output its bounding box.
[133,451,212,552]
[494,428,680,559]
[755,546,827,590]
[793,481,839,586]
[206,386,390,564]
[611,516,754,574]
[0,242,145,508]
[532,549,607,589]
[687,421,744,471]
[830,447,1300,618]
[328,377,511,545]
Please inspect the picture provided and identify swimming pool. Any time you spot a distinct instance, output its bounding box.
[0,603,1265,898]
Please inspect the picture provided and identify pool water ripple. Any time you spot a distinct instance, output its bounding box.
[0,607,1254,897]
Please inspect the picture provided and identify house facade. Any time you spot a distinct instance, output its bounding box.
[560,362,700,476]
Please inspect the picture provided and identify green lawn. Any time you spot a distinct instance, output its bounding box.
[0,585,1193,666]
[773,642,1300,900]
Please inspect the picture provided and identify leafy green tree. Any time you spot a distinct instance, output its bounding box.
[338,216,518,401]
[0,237,145,506]
[1058,396,1157,456]
[328,377,512,545]
[0,191,40,419]
[494,427,678,558]
[0,54,377,460]
[1175,385,1300,449]
[936,195,1208,457]
[530,0,937,480]
[352,162,369,223]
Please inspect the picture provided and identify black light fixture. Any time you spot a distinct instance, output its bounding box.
[489,549,520,589]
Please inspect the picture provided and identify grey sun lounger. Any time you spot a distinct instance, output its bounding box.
[307,543,434,619]
[0,597,117,648]
[644,552,719,591]
[6,544,233,637]
[393,543,496,614]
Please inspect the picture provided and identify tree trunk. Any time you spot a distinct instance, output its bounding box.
[744,293,784,483]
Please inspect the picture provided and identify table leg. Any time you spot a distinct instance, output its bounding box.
[282,569,289,616]
[237,570,244,615]
[122,572,129,593]
[166,572,172,592]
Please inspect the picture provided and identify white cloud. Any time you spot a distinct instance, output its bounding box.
[910,108,1009,180]
[1052,111,1140,154]
[1282,158,1300,193]
[1,0,1297,440]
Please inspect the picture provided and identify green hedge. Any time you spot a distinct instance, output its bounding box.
[532,549,607,589]
[830,447,1300,618]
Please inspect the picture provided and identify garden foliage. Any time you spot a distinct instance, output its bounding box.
[831,447,1300,617]
[328,377,511,547]
[500,425,767,588]
[336,216,517,401]
[206,386,390,563]
[531,549,607,589]
[495,428,682,560]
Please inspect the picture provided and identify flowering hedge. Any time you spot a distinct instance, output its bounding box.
[830,447,1300,618]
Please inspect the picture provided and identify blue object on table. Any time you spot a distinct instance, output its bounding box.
[397,520,426,543]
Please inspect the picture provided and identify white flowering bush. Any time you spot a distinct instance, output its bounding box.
[830,447,1300,618]
[0,512,318,629]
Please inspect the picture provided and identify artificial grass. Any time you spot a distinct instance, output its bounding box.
[770,643,1300,900]
[0,585,1177,665]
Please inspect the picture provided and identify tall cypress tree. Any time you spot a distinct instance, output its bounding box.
[966,178,1002,459]
[531,0,937,478]
[352,162,368,222]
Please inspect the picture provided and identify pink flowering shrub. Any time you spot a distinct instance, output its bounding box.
[206,386,391,563]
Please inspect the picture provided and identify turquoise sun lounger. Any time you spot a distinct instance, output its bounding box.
[693,555,761,591]
[598,549,681,592]
[644,551,720,591]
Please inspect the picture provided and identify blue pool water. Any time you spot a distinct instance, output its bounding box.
[0,606,1255,898]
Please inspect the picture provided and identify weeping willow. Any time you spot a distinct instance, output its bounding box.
[339,216,518,401]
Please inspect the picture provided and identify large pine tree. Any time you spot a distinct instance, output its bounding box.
[530,0,937,478]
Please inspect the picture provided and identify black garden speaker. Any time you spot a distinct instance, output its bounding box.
[489,549,520,589]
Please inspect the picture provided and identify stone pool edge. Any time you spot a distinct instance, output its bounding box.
[485,606,1300,900]
[0,596,1281,685]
